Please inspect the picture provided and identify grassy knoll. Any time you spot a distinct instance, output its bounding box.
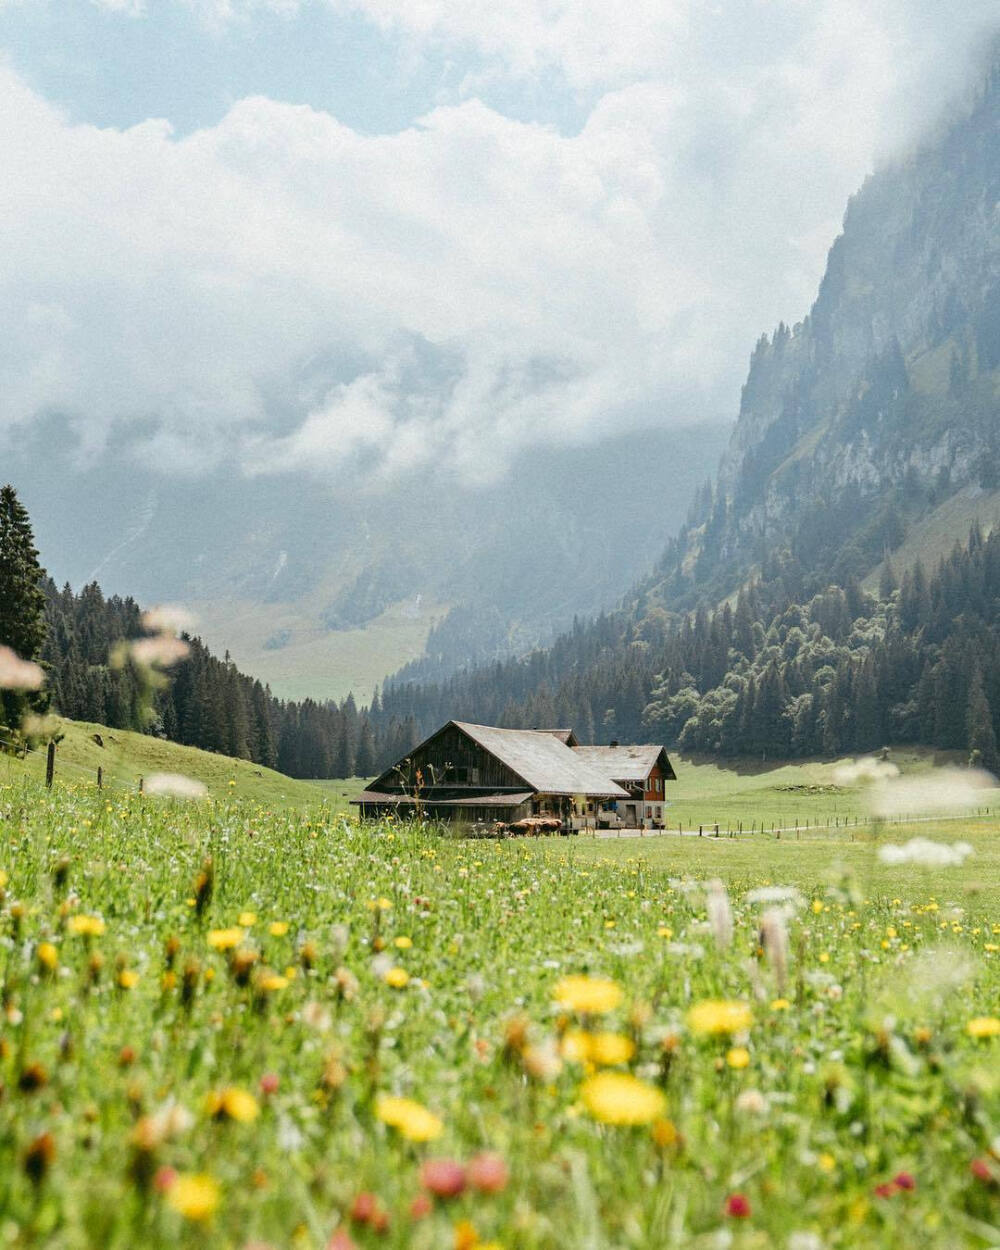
[0,770,998,1248]
[658,748,991,831]
[2,718,365,814]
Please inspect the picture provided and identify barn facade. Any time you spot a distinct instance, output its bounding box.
[353,721,676,830]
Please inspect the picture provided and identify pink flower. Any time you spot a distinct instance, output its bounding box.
[153,1166,178,1193]
[467,1152,509,1194]
[327,1231,357,1250]
[725,1193,751,1218]
[971,1158,996,1185]
[893,1172,915,1191]
[259,1072,279,1096]
[420,1158,467,1198]
[874,1182,897,1199]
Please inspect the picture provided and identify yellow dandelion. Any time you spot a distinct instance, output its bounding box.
[651,1117,678,1147]
[238,912,257,928]
[770,998,791,1012]
[589,1032,636,1066]
[204,1087,260,1123]
[393,935,412,949]
[268,922,289,937]
[375,1095,443,1141]
[726,1046,751,1069]
[580,1072,666,1125]
[37,942,59,972]
[384,967,409,989]
[553,975,623,1015]
[258,973,289,992]
[560,1028,593,1063]
[206,928,245,952]
[687,1000,752,1036]
[967,1016,1000,1039]
[67,914,105,938]
[166,1173,220,1222]
[117,969,140,990]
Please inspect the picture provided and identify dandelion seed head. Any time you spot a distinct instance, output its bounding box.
[141,604,198,635]
[145,773,208,800]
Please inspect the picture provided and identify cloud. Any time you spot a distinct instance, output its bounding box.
[0,3,994,484]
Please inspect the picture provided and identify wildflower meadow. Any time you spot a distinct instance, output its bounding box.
[0,776,998,1249]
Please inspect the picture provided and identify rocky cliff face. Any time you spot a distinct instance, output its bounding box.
[654,58,1000,606]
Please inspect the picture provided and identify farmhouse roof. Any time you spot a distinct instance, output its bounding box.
[573,744,677,782]
[453,722,628,798]
[354,790,534,808]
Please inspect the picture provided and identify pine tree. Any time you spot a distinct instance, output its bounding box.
[0,485,46,662]
[0,485,47,731]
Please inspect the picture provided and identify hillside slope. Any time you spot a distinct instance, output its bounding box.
[3,718,362,811]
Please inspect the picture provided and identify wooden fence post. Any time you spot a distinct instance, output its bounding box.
[138,776,144,795]
[45,741,55,789]
[97,766,103,790]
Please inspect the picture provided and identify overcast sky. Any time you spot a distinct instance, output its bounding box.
[0,1,995,484]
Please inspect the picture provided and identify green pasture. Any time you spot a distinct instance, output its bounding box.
[556,818,1000,917]
[656,748,992,831]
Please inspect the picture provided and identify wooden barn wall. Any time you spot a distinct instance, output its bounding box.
[381,725,526,792]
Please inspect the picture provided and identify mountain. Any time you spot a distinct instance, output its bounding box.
[363,52,1000,768]
[8,418,729,703]
[641,59,999,612]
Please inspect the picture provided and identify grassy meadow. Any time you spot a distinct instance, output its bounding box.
[0,761,998,1249]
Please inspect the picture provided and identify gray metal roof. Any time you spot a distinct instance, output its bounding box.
[353,790,533,808]
[454,722,629,798]
[573,744,676,782]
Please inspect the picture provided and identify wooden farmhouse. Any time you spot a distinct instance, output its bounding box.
[573,743,677,829]
[353,720,676,831]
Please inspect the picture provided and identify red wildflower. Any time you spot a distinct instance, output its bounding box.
[893,1172,915,1191]
[874,1182,897,1199]
[971,1158,997,1185]
[409,1193,433,1220]
[349,1193,379,1225]
[421,1158,467,1199]
[467,1152,509,1194]
[725,1193,751,1218]
[259,1072,280,1096]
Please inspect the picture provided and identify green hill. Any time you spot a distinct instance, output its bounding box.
[2,718,366,812]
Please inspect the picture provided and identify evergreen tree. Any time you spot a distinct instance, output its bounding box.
[0,485,47,662]
[0,485,48,731]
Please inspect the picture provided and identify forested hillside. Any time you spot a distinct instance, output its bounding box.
[369,526,1000,771]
